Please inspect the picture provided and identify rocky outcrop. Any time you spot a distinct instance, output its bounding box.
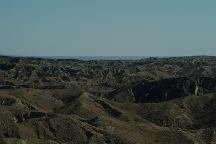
[109,77,216,103]
[0,96,17,106]
[0,56,216,143]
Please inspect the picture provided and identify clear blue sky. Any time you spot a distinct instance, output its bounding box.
[0,0,216,56]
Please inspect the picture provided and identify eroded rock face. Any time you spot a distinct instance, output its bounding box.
[132,77,216,102]
[0,56,216,143]
[109,77,216,103]
[0,96,17,106]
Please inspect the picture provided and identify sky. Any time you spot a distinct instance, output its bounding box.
[0,0,216,56]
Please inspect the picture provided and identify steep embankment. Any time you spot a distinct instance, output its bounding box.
[0,56,216,143]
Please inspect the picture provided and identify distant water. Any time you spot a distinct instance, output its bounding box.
[42,56,148,61]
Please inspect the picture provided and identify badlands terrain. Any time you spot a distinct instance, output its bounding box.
[0,56,216,144]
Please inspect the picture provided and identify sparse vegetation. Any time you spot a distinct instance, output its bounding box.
[0,56,216,143]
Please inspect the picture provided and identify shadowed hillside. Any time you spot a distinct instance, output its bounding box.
[0,56,216,143]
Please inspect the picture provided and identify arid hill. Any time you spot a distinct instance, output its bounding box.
[0,56,216,144]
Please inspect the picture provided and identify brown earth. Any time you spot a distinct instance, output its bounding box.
[0,56,216,143]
